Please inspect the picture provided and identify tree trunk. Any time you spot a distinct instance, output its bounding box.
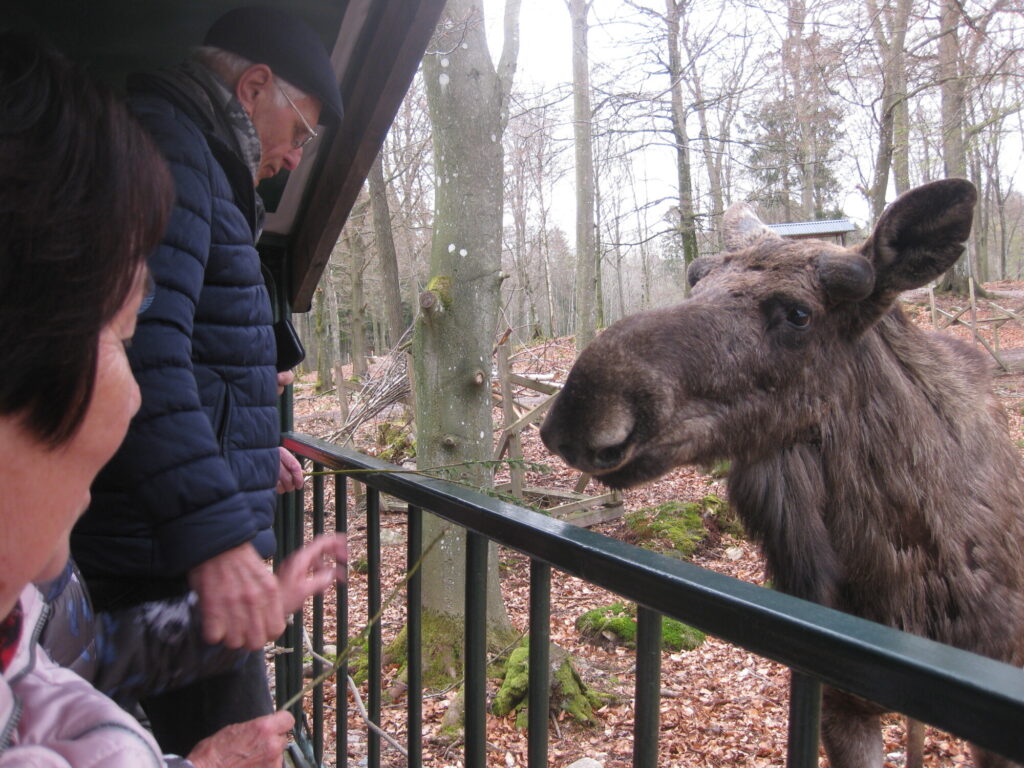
[313,282,333,394]
[936,0,971,293]
[323,261,346,418]
[568,0,598,350]
[866,0,911,218]
[347,227,368,378]
[369,153,406,349]
[414,0,520,634]
[665,0,699,286]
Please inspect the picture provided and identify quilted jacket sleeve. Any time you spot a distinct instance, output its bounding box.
[85,98,261,577]
[39,564,245,708]
[0,588,167,768]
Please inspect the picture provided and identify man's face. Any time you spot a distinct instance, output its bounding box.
[250,91,322,183]
[235,65,323,184]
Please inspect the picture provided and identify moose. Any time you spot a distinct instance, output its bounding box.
[540,179,1024,768]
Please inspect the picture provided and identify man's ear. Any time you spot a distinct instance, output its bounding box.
[235,64,274,116]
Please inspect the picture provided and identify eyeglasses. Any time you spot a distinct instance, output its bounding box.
[277,82,318,151]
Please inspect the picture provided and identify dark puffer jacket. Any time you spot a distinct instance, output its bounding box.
[72,76,279,581]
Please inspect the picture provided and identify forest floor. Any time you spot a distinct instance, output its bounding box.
[285,281,1024,768]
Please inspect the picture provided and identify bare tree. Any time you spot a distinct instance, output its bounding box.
[567,0,599,349]
[865,0,914,217]
[368,154,406,348]
[414,0,521,655]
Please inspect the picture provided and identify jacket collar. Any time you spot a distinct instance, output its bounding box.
[0,587,46,752]
[127,63,264,241]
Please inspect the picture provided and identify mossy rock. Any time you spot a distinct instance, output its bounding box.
[351,557,369,574]
[705,459,731,479]
[624,498,708,558]
[625,494,742,557]
[491,645,530,719]
[491,641,612,728]
[576,602,705,652]
[375,420,414,464]
[706,495,745,539]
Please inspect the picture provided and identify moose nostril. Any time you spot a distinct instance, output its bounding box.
[593,444,627,470]
[556,442,580,466]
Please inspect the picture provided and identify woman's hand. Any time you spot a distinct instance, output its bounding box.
[277,533,347,615]
[186,711,294,768]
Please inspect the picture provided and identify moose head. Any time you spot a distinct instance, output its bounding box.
[541,179,977,490]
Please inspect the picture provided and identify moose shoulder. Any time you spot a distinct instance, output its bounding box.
[540,179,1024,768]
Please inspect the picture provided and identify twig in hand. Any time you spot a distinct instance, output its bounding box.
[279,529,445,711]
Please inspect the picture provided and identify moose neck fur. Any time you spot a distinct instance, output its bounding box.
[730,303,1024,666]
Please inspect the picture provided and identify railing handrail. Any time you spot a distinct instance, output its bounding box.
[283,431,1024,762]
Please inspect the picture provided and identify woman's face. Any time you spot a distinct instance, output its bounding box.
[0,274,143,607]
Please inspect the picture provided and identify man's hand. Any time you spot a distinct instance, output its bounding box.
[277,533,347,615]
[277,446,304,494]
[276,369,294,396]
[186,710,294,768]
[188,544,284,650]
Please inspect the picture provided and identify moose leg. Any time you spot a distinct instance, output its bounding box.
[820,688,884,768]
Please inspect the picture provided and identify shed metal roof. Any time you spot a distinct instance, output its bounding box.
[766,218,857,237]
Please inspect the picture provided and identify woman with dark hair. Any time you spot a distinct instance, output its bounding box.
[0,34,339,767]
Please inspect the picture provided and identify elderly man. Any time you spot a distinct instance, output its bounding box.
[71,6,343,754]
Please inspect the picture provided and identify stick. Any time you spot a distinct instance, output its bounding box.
[279,530,445,711]
[302,629,408,757]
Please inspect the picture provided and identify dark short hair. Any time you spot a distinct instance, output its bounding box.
[0,33,173,446]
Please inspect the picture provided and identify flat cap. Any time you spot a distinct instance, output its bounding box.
[204,5,343,123]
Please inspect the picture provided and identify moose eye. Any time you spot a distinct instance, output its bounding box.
[786,306,811,328]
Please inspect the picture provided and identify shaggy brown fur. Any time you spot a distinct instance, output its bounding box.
[541,179,1024,768]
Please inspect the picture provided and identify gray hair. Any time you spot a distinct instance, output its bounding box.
[193,45,305,105]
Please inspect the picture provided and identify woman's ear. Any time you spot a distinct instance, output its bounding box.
[234,64,274,116]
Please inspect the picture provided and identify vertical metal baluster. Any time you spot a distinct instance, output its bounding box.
[633,607,662,768]
[407,506,423,767]
[337,472,349,768]
[312,463,325,764]
[464,532,488,768]
[787,671,822,768]
[273,479,291,713]
[367,487,382,768]
[527,561,551,768]
[285,473,305,729]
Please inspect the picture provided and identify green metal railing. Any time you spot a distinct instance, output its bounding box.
[275,432,1024,767]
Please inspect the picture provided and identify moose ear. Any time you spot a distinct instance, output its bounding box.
[722,202,783,252]
[860,178,977,293]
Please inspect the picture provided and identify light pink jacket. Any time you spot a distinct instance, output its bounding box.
[0,586,165,767]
